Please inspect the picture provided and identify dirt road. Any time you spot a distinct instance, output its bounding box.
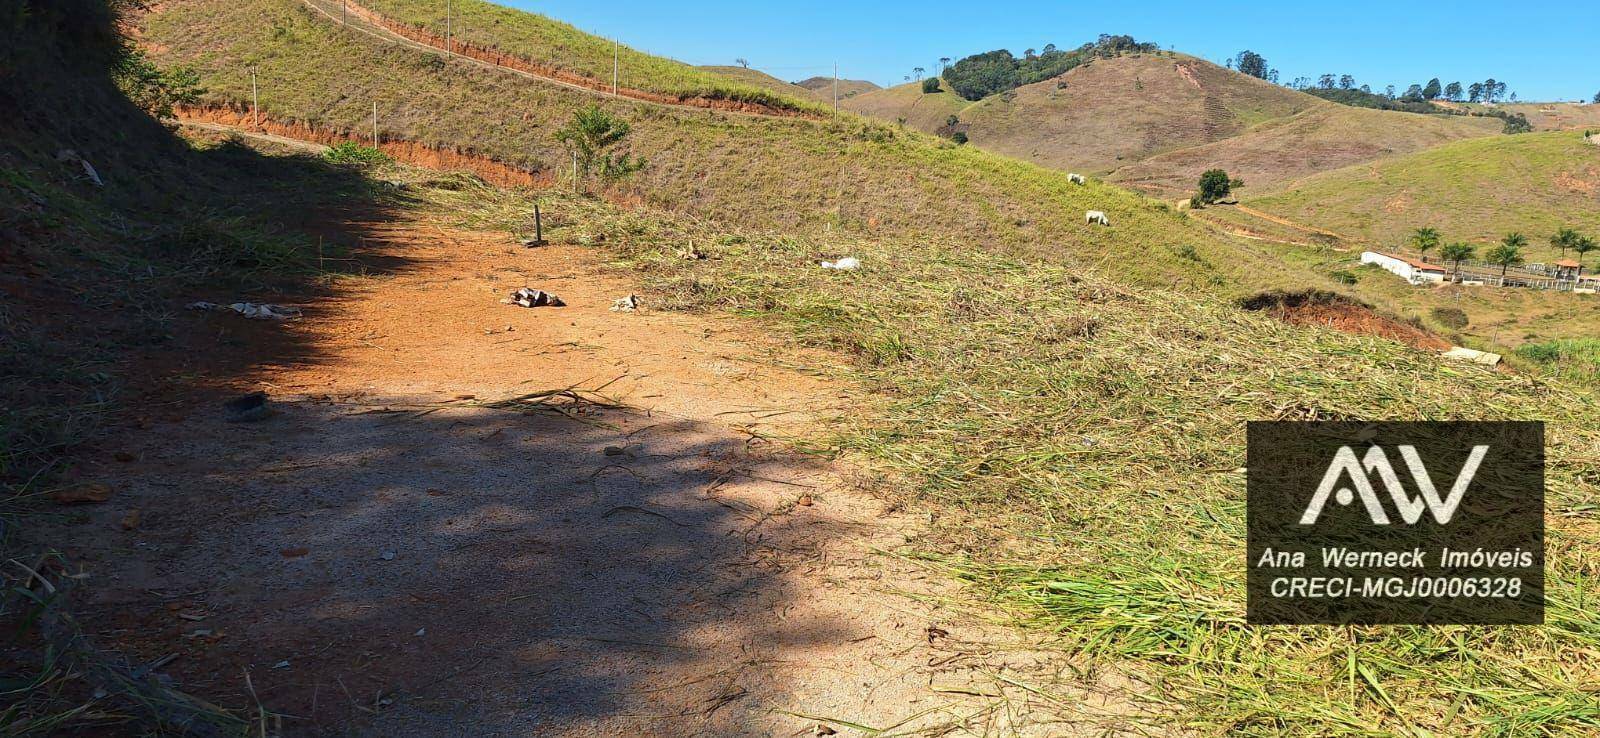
[40,199,1136,735]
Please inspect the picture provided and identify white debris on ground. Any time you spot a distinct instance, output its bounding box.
[610,294,639,312]
[819,257,860,271]
[56,149,104,187]
[503,287,565,308]
[1444,346,1503,367]
[188,301,304,321]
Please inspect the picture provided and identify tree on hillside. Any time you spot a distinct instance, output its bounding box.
[1339,74,1355,90]
[1440,242,1476,278]
[922,77,941,93]
[942,49,1020,100]
[1573,236,1598,272]
[1468,82,1484,102]
[1385,84,1397,99]
[1233,50,1268,80]
[1552,227,1582,259]
[1318,73,1337,89]
[1401,84,1425,102]
[938,57,951,73]
[555,105,644,188]
[1444,81,1463,101]
[1486,236,1526,278]
[1195,169,1242,205]
[1593,90,1600,104]
[913,66,925,81]
[1411,227,1442,262]
[735,58,749,69]
[1423,78,1442,99]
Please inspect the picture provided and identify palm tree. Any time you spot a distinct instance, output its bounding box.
[1551,227,1581,259]
[1439,242,1475,280]
[1485,237,1526,281]
[1574,236,1598,275]
[1410,227,1442,262]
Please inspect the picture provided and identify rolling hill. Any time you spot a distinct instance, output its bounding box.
[848,53,1316,174]
[794,75,879,100]
[1110,102,1503,195]
[698,64,819,100]
[1246,131,1600,257]
[846,53,1503,195]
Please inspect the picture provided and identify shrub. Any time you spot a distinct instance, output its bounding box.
[951,131,969,145]
[921,77,941,94]
[1430,306,1469,329]
[1330,269,1358,285]
[1195,169,1240,204]
[323,142,391,165]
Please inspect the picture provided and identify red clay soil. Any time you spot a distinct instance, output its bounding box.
[175,105,548,188]
[336,0,818,119]
[1248,293,1450,351]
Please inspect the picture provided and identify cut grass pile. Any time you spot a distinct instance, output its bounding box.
[348,0,822,113]
[415,175,1600,735]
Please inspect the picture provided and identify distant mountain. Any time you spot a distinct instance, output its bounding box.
[847,52,1499,195]
[794,75,880,101]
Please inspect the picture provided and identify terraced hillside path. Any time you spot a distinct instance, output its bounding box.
[298,0,820,119]
[43,128,1148,736]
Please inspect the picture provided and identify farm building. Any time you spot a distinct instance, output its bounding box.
[1361,251,1446,284]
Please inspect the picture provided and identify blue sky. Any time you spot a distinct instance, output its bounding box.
[504,1,1597,102]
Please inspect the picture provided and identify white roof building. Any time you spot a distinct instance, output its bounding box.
[1361,251,1446,285]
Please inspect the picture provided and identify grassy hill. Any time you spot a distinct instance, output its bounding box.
[142,0,1317,295]
[1442,101,1600,131]
[794,75,879,100]
[340,0,820,112]
[850,54,1316,174]
[1247,131,1600,258]
[698,64,817,100]
[1110,103,1503,195]
[119,0,1600,733]
[846,52,1502,195]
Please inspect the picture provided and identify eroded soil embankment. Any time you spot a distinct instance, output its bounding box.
[175,105,548,188]
[333,0,817,119]
[1242,290,1451,351]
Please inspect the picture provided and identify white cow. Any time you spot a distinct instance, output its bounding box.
[1068,173,1087,185]
[1085,210,1110,226]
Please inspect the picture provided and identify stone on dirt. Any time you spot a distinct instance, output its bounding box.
[52,482,113,505]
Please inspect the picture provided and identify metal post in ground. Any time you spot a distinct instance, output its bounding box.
[372,101,379,147]
[833,62,839,111]
[342,0,347,25]
[446,0,452,55]
[613,40,619,97]
[251,67,260,130]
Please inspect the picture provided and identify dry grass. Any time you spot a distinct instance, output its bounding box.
[407,173,1600,735]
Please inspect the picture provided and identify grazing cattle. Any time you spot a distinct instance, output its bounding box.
[1068,173,1087,185]
[1085,210,1110,226]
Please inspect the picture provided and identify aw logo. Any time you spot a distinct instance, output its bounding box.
[1247,421,1544,625]
[1298,444,1489,525]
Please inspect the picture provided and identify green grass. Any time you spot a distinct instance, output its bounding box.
[143,0,1324,296]
[1515,338,1600,384]
[137,0,1600,731]
[351,0,823,113]
[1248,132,1600,262]
[422,178,1600,735]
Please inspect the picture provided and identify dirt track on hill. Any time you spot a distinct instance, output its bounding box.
[38,129,1150,734]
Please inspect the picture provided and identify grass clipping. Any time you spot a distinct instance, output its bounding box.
[425,176,1600,735]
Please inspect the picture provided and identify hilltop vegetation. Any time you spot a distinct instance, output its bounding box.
[793,74,879,100]
[939,35,1160,101]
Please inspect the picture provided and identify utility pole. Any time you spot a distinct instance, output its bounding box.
[251,67,260,130]
[342,0,347,25]
[613,39,619,97]
[372,100,379,147]
[833,62,839,111]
